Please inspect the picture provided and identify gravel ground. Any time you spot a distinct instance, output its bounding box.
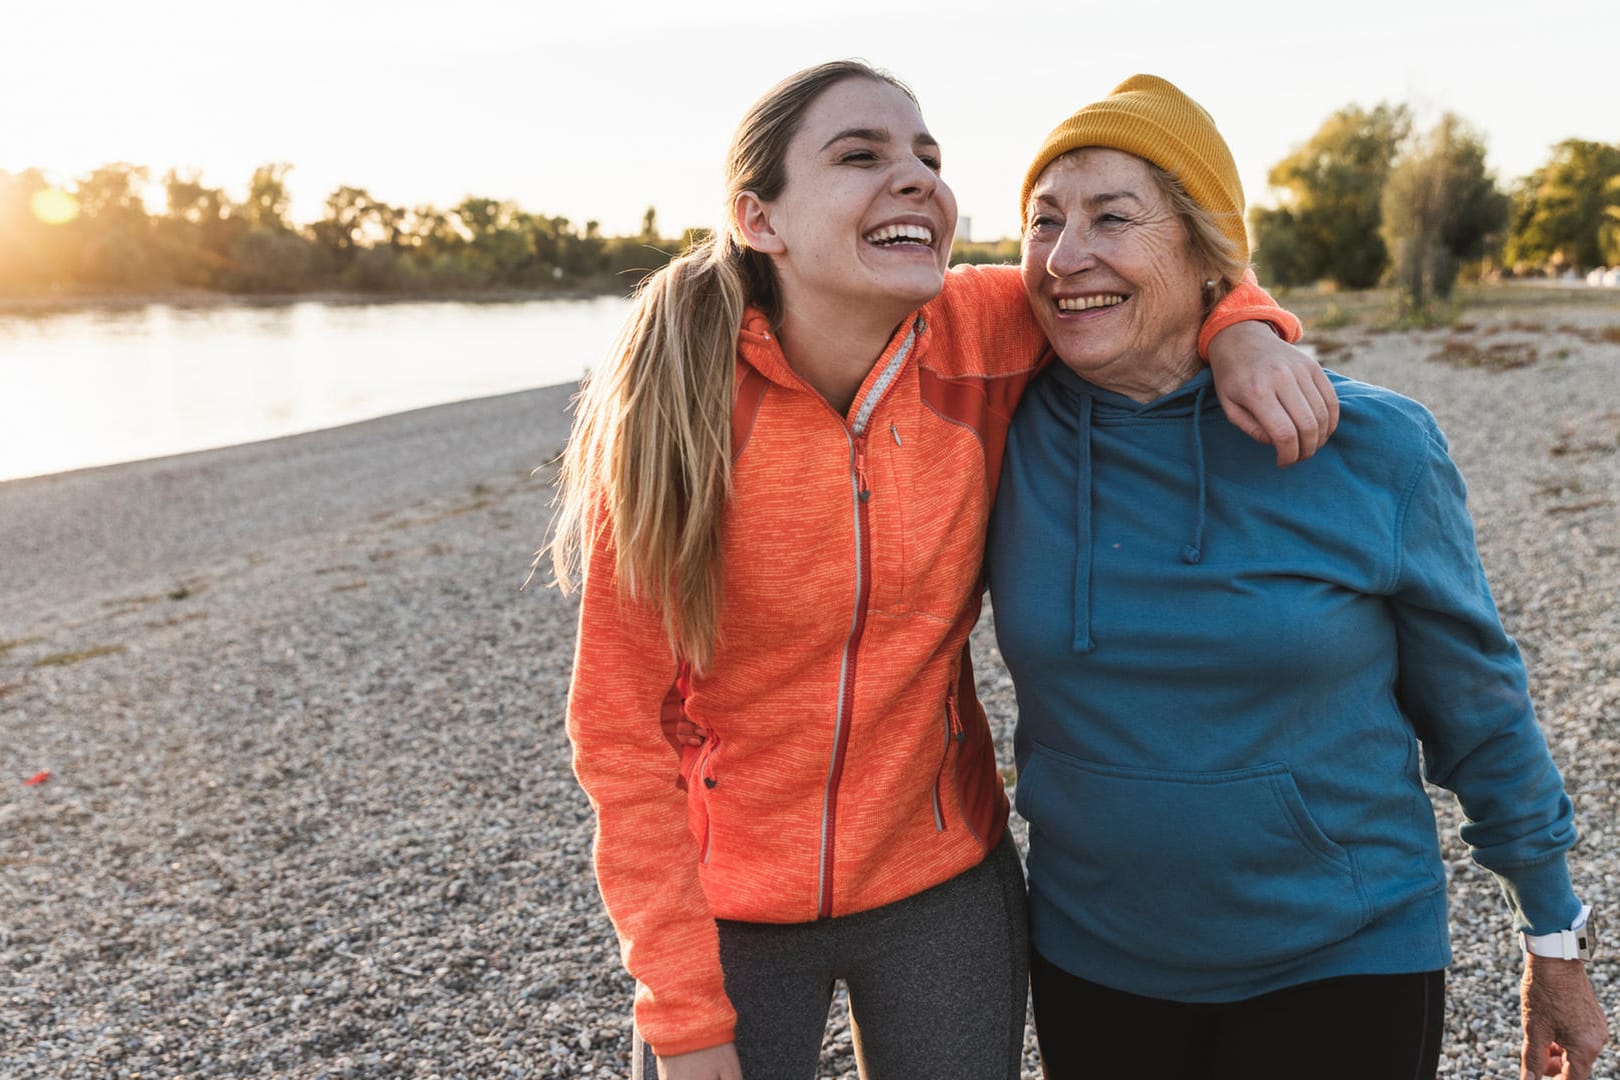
[2,304,1617,1078]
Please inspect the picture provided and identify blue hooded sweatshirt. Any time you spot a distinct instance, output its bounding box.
[986,362,1579,1003]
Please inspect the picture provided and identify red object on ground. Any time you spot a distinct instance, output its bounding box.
[23,770,50,785]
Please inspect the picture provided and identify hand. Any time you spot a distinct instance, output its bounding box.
[1520,956,1610,1079]
[674,718,706,747]
[657,1041,744,1080]
[1206,321,1338,467]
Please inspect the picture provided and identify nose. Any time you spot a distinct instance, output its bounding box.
[892,156,938,200]
[1044,219,1095,279]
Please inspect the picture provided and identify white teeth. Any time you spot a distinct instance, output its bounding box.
[864,223,933,246]
[1056,294,1126,311]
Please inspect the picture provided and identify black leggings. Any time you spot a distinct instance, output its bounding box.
[1030,948,1444,1080]
[633,832,1029,1080]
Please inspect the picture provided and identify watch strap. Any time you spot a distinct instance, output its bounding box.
[1521,903,1595,960]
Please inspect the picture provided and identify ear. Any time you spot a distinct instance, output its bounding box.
[734,190,786,255]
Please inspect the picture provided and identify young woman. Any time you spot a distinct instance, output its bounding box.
[549,61,1331,1080]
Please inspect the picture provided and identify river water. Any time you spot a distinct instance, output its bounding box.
[0,295,635,482]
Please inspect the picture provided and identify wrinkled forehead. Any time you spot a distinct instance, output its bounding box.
[1028,147,1161,207]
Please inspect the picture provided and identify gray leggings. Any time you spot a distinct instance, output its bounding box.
[633,832,1028,1080]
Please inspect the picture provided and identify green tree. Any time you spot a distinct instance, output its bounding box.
[1380,115,1508,309]
[312,186,384,258]
[162,168,229,225]
[1602,174,1620,266]
[0,168,69,289]
[1504,139,1620,271]
[156,168,239,287]
[1251,103,1411,288]
[240,163,295,232]
[453,196,533,283]
[73,163,157,286]
[74,163,150,220]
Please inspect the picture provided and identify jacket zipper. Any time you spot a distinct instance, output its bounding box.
[932,692,965,831]
[696,735,720,864]
[814,318,921,919]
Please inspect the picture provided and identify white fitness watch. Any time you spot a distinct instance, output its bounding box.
[1521,903,1598,961]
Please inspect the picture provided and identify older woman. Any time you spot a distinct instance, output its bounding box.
[986,76,1609,1079]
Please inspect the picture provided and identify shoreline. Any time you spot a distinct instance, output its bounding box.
[0,282,635,317]
[0,380,579,630]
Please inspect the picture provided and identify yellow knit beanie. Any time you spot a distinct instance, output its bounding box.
[1020,74,1247,263]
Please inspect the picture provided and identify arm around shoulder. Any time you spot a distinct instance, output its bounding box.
[1203,272,1337,465]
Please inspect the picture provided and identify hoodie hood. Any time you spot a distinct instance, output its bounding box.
[1045,362,1218,652]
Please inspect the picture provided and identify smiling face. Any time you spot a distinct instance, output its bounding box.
[1021,147,1210,401]
[737,76,958,325]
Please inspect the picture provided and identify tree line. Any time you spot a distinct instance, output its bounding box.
[1251,105,1620,309]
[0,164,694,297]
[3,116,1618,310]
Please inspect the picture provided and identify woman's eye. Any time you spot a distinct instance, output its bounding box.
[839,150,878,164]
[1028,216,1059,233]
[919,155,943,172]
[1096,213,1129,226]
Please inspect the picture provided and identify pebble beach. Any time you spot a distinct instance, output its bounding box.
[3,301,1618,1078]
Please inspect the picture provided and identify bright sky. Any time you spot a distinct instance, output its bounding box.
[4,0,1615,243]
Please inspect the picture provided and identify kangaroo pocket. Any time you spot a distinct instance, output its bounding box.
[1021,743,1371,972]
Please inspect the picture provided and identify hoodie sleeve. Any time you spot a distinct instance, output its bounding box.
[1387,420,1580,935]
[1196,269,1304,357]
[566,513,737,1056]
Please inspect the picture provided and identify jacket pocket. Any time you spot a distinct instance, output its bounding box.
[1021,742,1370,971]
[684,736,721,864]
[932,694,965,831]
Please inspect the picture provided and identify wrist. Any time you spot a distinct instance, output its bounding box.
[1521,903,1597,961]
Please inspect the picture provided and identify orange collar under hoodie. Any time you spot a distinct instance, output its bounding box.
[564,264,1298,1057]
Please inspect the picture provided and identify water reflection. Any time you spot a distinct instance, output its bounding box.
[0,295,632,481]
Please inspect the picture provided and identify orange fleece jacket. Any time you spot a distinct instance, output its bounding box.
[566,264,1300,1056]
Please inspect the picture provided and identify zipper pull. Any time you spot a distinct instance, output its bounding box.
[855,435,871,503]
[946,695,965,743]
[701,736,721,788]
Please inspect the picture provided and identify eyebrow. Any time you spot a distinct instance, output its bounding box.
[1086,191,1142,208]
[1030,189,1143,214]
[820,127,940,152]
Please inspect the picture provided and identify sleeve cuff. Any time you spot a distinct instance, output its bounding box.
[1197,303,1305,360]
[646,1023,738,1059]
[1494,855,1581,935]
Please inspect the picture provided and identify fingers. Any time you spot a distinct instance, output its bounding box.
[1310,363,1341,442]
[1519,1036,1559,1080]
[1520,957,1611,1080]
[1263,363,1342,465]
[1273,378,1326,464]
[1228,392,1304,467]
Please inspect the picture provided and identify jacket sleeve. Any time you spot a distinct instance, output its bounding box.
[1387,421,1581,935]
[1197,269,1304,357]
[566,514,737,1056]
[946,263,1301,361]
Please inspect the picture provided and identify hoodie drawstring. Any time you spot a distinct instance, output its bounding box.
[1069,379,1210,652]
[1072,394,1096,654]
[1183,384,1208,565]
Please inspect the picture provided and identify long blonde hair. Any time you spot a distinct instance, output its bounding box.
[547,60,917,672]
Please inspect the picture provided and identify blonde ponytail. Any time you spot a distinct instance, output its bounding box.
[548,235,751,671]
